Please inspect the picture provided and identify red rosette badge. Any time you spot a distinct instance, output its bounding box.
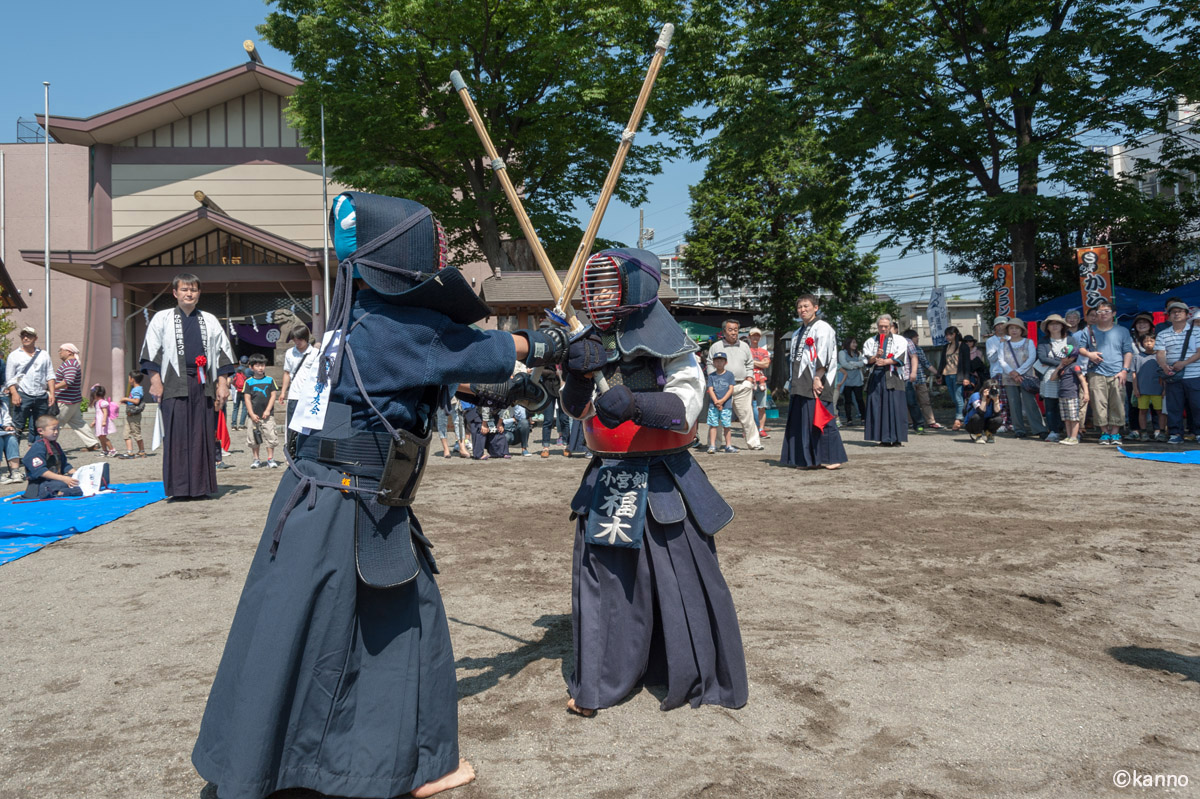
[195,354,208,384]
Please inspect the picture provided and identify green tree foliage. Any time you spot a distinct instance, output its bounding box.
[260,0,716,274]
[729,0,1200,311]
[682,99,877,388]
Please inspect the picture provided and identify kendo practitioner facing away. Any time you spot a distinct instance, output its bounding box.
[193,192,577,799]
[561,248,749,717]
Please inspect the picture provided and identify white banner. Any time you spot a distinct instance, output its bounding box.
[927,287,948,347]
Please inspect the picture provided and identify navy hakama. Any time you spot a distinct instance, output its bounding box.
[486,428,510,458]
[864,370,909,444]
[567,454,748,711]
[192,459,457,799]
[161,377,217,498]
[194,293,520,799]
[779,394,847,467]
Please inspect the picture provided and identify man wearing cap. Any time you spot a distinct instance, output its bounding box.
[140,274,237,498]
[708,319,763,450]
[5,326,56,446]
[1075,299,1133,445]
[54,343,101,450]
[1154,300,1200,444]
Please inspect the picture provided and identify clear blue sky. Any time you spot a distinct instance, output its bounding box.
[0,0,962,301]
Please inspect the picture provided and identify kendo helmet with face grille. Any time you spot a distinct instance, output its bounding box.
[581,249,664,331]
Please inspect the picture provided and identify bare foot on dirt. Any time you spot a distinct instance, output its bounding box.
[822,463,842,470]
[411,759,475,798]
[566,697,595,717]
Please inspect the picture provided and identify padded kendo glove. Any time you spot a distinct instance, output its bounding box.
[465,373,550,413]
[516,327,570,368]
[567,333,606,376]
[592,385,687,431]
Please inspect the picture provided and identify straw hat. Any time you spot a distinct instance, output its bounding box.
[1040,314,1069,334]
[1005,318,1027,334]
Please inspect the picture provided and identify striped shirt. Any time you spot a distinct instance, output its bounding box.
[55,358,83,403]
[1154,325,1200,379]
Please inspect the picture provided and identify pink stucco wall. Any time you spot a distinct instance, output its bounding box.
[0,142,114,392]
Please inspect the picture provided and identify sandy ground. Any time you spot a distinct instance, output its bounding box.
[1,411,1198,799]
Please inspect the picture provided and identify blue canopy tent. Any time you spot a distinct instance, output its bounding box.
[1022,286,1164,321]
[1145,278,1200,311]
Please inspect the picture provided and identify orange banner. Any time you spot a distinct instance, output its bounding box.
[1076,246,1114,312]
[993,263,1014,318]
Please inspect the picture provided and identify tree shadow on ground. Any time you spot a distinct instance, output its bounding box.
[1108,645,1200,682]
[451,613,572,698]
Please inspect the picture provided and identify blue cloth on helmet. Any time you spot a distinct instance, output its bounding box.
[333,193,357,262]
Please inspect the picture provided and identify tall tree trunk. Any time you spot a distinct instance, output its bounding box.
[1008,218,1038,312]
[465,160,515,278]
[1011,105,1040,311]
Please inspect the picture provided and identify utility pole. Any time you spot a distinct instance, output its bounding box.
[637,209,654,250]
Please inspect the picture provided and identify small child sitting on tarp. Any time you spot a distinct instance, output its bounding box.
[21,414,83,499]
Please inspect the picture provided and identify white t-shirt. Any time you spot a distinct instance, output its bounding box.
[283,343,321,402]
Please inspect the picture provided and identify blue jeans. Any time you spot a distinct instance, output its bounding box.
[231,391,248,427]
[1043,399,1063,435]
[905,383,923,428]
[511,406,530,450]
[540,400,570,446]
[0,433,18,462]
[946,381,965,421]
[12,391,49,445]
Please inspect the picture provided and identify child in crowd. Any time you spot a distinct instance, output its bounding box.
[0,402,23,484]
[1057,344,1090,446]
[230,355,250,429]
[964,378,1004,443]
[707,351,737,453]
[90,384,118,456]
[22,415,81,498]
[1132,333,1168,442]
[119,371,147,458]
[243,354,279,469]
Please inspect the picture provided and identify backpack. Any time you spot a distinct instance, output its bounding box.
[232,368,248,391]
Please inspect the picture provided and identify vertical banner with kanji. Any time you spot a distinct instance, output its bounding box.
[1076,246,1114,312]
[927,287,949,346]
[993,264,1014,318]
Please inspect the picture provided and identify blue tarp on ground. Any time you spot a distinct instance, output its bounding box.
[0,481,166,566]
[1117,447,1200,465]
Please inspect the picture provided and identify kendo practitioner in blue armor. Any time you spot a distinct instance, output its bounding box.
[192,192,577,799]
[561,248,749,716]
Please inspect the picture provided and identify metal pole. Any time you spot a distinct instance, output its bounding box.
[320,104,330,322]
[638,209,644,249]
[1,150,6,259]
[44,82,51,344]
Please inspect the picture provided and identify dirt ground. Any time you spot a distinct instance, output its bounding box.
[1,411,1198,799]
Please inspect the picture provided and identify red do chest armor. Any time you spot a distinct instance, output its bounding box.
[583,416,698,458]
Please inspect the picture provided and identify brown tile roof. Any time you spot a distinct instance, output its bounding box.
[479,270,678,305]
